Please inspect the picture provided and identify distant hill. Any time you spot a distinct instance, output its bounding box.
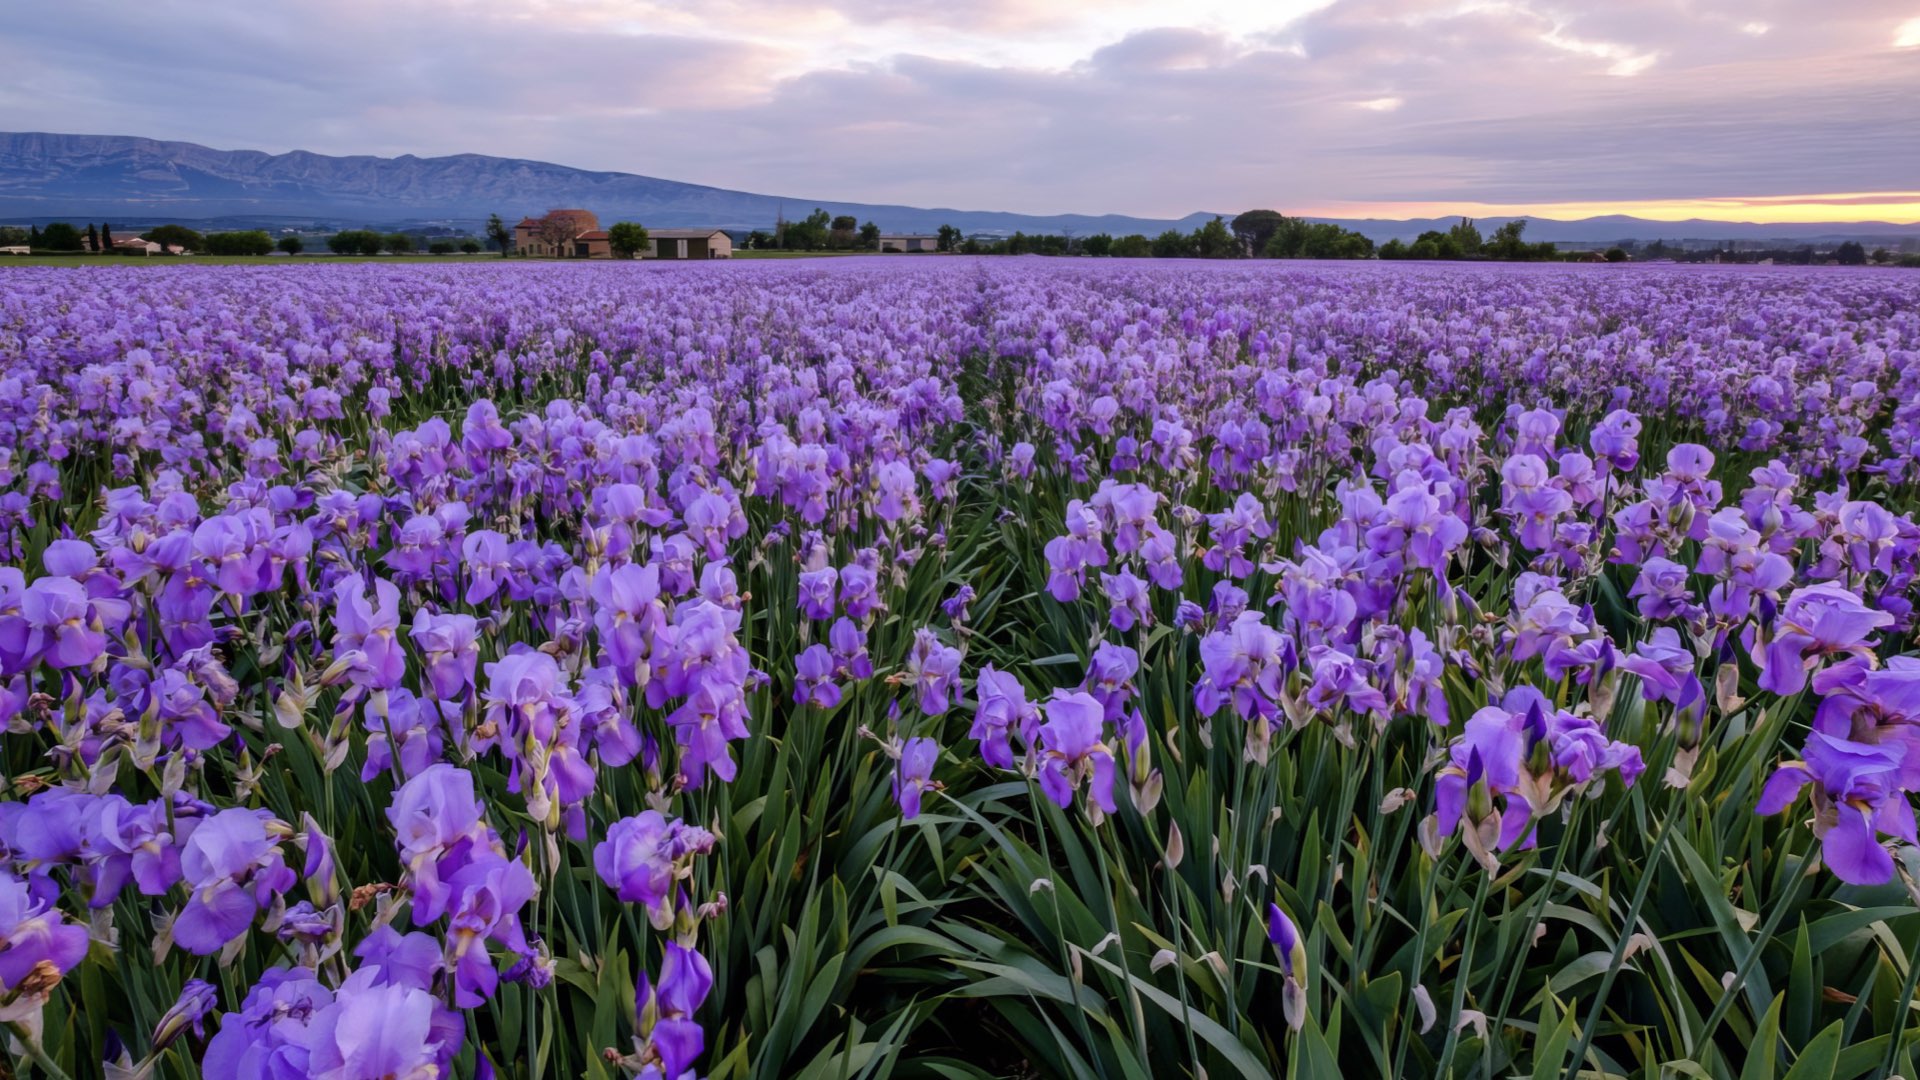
[1,131,1914,246]
[0,131,1214,236]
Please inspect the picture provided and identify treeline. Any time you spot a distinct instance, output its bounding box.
[326,231,482,256]
[1615,239,1916,267]
[0,222,140,253]
[739,210,966,253]
[1377,217,1558,261]
[939,211,1564,261]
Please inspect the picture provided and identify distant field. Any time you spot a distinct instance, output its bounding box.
[0,250,862,266]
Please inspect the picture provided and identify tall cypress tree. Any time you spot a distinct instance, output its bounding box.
[86,223,99,252]
[101,223,115,250]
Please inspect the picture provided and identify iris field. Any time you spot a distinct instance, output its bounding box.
[0,259,1917,1078]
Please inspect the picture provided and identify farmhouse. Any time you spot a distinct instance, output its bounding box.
[112,236,165,255]
[648,229,732,260]
[0,245,27,256]
[512,211,731,259]
[513,209,600,257]
[878,234,938,253]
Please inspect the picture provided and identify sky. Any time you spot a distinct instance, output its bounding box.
[5,0,1920,222]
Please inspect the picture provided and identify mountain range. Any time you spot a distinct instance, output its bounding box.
[2,131,1915,246]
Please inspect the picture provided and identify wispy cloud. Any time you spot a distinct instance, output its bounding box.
[2,0,1915,219]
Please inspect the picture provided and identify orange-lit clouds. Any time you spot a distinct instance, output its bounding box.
[1306,194,1920,225]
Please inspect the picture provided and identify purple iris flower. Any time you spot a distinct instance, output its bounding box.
[1303,645,1391,721]
[906,629,963,716]
[894,737,941,819]
[1588,409,1642,471]
[361,688,451,782]
[1101,570,1151,631]
[444,851,537,1007]
[192,515,272,598]
[172,809,296,956]
[839,561,881,621]
[1266,902,1303,980]
[829,617,873,681]
[923,458,961,500]
[1753,583,1894,697]
[22,575,128,669]
[354,925,444,991]
[867,460,917,523]
[150,978,218,1051]
[332,573,406,690]
[592,562,665,676]
[1812,657,1920,787]
[942,584,977,624]
[1193,612,1292,724]
[411,610,480,701]
[199,967,334,1077]
[793,644,843,708]
[1037,692,1117,813]
[1618,628,1706,723]
[462,529,515,605]
[1757,730,1913,885]
[797,566,838,621]
[0,871,90,989]
[1629,557,1696,622]
[971,665,1040,769]
[84,795,182,905]
[306,967,463,1078]
[640,942,714,1080]
[594,811,715,923]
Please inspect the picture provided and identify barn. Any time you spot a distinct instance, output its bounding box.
[648,229,733,260]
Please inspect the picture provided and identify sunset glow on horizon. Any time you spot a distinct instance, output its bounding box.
[1299,193,1920,226]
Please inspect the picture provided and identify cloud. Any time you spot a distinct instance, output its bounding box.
[1,0,1915,217]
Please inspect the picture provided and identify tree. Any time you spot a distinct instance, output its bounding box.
[28,225,42,247]
[533,215,578,255]
[384,233,414,254]
[1448,217,1483,257]
[1194,216,1237,258]
[744,230,773,250]
[1872,247,1890,265]
[1604,247,1629,263]
[936,224,961,252]
[0,226,25,246]
[858,221,881,249]
[1082,233,1113,257]
[202,230,274,255]
[828,214,858,249]
[143,224,203,253]
[460,239,482,254]
[38,222,81,250]
[607,221,650,259]
[1379,238,1408,259]
[1486,219,1529,260]
[1111,234,1151,258]
[1834,241,1867,266]
[486,213,512,254]
[100,224,115,251]
[783,209,832,250]
[428,240,455,255]
[1151,229,1194,258]
[278,235,304,255]
[1230,210,1286,256]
